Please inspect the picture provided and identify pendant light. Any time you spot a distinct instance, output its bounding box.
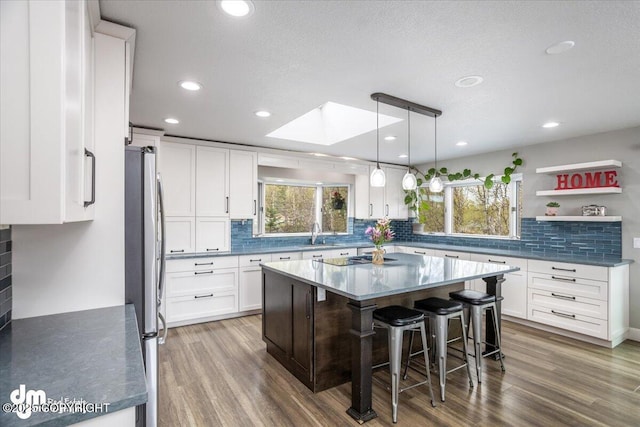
[402,108,417,190]
[429,115,444,193]
[370,99,386,187]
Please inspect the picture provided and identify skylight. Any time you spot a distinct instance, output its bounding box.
[266,102,402,145]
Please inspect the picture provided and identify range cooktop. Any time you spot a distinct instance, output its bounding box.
[316,255,397,266]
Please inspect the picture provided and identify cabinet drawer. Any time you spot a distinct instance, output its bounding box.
[239,253,273,267]
[166,268,238,297]
[527,259,608,282]
[529,304,607,340]
[166,256,238,273]
[469,253,527,272]
[166,291,237,323]
[528,273,607,301]
[407,248,436,256]
[302,251,330,260]
[272,251,302,262]
[329,248,358,258]
[528,289,607,320]
[433,250,470,260]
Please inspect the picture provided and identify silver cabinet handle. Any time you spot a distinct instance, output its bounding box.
[488,259,506,264]
[170,249,185,253]
[206,248,219,252]
[445,254,459,259]
[194,293,214,299]
[551,310,576,319]
[253,200,257,215]
[369,204,373,217]
[194,270,214,275]
[385,204,389,216]
[279,256,291,260]
[551,293,576,301]
[84,148,96,207]
[552,266,576,273]
[551,276,576,282]
[226,196,229,214]
[194,262,214,266]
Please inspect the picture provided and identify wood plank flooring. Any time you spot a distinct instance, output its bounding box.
[159,315,640,426]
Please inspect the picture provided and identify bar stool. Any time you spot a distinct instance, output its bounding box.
[372,305,436,423]
[410,297,474,402]
[449,289,505,383]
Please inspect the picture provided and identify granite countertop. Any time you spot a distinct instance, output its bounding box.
[0,305,147,426]
[261,252,519,301]
[167,241,632,267]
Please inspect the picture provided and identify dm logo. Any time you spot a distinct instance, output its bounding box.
[10,384,46,419]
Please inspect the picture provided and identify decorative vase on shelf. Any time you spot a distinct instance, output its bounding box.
[372,247,385,265]
[545,207,558,216]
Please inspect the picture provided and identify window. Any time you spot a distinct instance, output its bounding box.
[417,174,522,238]
[263,183,349,235]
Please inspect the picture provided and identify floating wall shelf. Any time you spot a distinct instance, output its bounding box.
[536,216,622,222]
[536,160,622,174]
[536,187,622,196]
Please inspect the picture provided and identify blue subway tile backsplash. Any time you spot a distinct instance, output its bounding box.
[231,217,622,260]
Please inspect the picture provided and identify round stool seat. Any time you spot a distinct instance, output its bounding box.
[373,305,424,327]
[414,297,463,315]
[449,289,496,305]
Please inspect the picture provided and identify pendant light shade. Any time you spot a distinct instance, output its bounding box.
[402,108,417,191]
[429,115,443,193]
[370,99,386,187]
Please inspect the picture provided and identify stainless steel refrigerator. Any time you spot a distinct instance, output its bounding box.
[125,146,166,427]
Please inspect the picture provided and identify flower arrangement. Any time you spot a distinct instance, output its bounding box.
[365,217,395,249]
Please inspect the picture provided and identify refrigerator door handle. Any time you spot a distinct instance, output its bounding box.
[158,312,168,345]
[157,174,167,303]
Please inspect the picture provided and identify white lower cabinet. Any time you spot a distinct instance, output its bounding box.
[271,251,302,262]
[238,254,272,312]
[165,256,239,326]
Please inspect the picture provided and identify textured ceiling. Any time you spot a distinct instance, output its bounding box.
[99,0,640,165]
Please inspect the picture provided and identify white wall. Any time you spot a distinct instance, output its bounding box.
[417,126,640,329]
[12,33,126,318]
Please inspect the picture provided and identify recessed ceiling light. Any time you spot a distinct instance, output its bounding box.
[398,154,408,158]
[456,141,468,146]
[164,118,179,124]
[455,75,484,88]
[545,41,575,55]
[542,121,560,128]
[218,0,254,17]
[178,81,202,91]
[384,136,396,141]
[255,110,271,118]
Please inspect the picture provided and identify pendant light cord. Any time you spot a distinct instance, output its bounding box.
[407,108,411,170]
[376,99,380,168]
[434,115,438,174]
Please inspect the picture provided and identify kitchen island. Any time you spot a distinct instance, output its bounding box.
[261,253,519,423]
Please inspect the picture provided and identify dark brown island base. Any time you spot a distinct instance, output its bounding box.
[261,253,518,423]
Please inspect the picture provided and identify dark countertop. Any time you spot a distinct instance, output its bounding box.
[0,305,147,426]
[167,241,632,268]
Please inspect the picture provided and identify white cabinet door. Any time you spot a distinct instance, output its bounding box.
[196,146,229,217]
[158,142,196,217]
[384,167,409,220]
[165,217,196,254]
[239,267,263,311]
[229,150,257,219]
[196,217,230,253]
[354,174,371,219]
[369,166,386,219]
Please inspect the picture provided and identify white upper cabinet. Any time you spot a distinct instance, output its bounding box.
[384,167,409,219]
[1,0,97,224]
[196,217,230,253]
[158,142,196,217]
[229,150,258,219]
[354,166,408,220]
[196,146,230,217]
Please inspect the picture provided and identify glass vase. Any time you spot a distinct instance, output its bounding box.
[371,248,384,265]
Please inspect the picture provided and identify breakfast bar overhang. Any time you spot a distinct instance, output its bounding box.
[261,252,519,423]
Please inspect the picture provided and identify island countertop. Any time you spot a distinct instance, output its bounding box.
[261,252,520,301]
[0,305,147,427]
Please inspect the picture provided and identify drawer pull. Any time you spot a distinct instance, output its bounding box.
[206,248,219,252]
[312,254,323,258]
[414,251,426,255]
[194,262,214,266]
[445,254,459,259]
[488,259,506,264]
[249,259,262,262]
[170,249,185,253]
[552,266,576,273]
[551,293,576,301]
[279,256,291,260]
[551,310,576,319]
[194,293,214,299]
[194,271,214,275]
[340,252,350,256]
[551,276,576,282]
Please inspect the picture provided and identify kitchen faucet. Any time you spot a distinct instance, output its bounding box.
[311,222,322,245]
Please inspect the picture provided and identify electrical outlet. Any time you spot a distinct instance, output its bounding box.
[317,288,326,302]
[634,237,640,249]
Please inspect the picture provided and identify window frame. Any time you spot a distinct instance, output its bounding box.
[260,181,350,237]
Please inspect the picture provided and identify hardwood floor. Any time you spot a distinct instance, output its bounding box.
[159,315,640,426]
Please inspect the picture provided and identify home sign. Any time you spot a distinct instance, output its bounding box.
[555,170,620,190]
